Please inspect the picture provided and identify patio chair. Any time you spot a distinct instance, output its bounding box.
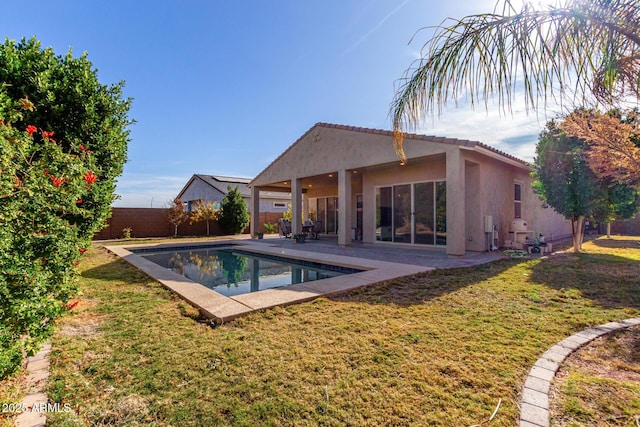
[278,218,292,238]
[309,220,322,240]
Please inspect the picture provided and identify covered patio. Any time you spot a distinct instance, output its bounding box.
[248,123,571,257]
[248,123,467,255]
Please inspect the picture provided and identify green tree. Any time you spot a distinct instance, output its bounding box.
[592,179,640,224]
[0,37,133,239]
[391,0,640,160]
[532,119,639,252]
[218,186,249,235]
[166,198,189,237]
[190,200,219,236]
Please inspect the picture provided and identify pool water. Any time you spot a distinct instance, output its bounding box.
[136,246,360,297]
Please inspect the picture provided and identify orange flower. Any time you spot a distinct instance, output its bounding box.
[26,125,37,135]
[51,176,65,187]
[42,130,55,142]
[83,171,97,184]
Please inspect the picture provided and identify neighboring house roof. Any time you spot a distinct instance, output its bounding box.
[250,122,531,187]
[176,174,252,200]
[177,174,290,201]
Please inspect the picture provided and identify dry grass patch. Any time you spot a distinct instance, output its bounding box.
[0,236,633,426]
[0,370,27,427]
[58,300,106,340]
[550,327,640,426]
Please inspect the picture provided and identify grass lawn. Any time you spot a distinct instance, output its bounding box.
[1,236,639,426]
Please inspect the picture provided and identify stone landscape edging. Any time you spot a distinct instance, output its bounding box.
[519,317,640,427]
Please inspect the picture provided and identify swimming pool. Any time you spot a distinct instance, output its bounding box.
[134,245,362,297]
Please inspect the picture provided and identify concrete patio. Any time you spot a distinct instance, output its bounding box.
[256,235,506,268]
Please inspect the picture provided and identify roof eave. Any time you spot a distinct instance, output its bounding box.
[461,145,532,171]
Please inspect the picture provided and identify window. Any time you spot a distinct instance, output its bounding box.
[514,183,522,219]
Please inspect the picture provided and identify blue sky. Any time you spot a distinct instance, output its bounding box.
[2,0,557,207]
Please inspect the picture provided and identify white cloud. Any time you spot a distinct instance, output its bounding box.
[416,106,546,163]
[113,174,189,208]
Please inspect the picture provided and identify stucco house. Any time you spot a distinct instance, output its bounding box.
[248,123,572,256]
[176,174,290,214]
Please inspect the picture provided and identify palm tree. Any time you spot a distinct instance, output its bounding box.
[391,0,640,161]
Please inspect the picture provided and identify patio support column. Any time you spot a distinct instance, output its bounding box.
[338,169,352,247]
[291,178,303,235]
[446,149,466,256]
[250,186,260,237]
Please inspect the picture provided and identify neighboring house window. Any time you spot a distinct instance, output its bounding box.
[186,201,192,212]
[514,183,522,219]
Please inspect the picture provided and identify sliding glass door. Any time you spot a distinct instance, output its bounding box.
[315,197,338,234]
[376,181,446,246]
[393,184,411,243]
[414,182,434,245]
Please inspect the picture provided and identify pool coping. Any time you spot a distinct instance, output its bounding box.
[105,240,433,322]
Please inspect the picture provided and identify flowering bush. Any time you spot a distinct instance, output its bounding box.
[0,37,132,242]
[0,95,99,378]
[0,37,132,379]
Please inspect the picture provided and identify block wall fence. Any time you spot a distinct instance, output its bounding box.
[607,215,640,236]
[93,208,283,240]
[94,208,640,240]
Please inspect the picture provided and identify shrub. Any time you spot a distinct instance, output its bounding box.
[218,186,249,235]
[0,38,132,379]
[0,37,133,241]
[263,223,277,234]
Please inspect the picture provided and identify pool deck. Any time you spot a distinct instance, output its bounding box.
[105,236,505,322]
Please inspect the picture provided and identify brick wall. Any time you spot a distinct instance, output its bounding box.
[94,208,284,240]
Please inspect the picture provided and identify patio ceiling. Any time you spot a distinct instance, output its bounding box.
[253,170,362,194]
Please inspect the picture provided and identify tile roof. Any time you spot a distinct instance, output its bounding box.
[312,122,528,165]
[250,122,530,186]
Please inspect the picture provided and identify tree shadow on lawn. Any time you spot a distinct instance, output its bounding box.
[330,259,517,307]
[81,257,154,284]
[530,252,640,310]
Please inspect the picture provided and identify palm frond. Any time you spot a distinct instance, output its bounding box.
[391,0,640,157]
